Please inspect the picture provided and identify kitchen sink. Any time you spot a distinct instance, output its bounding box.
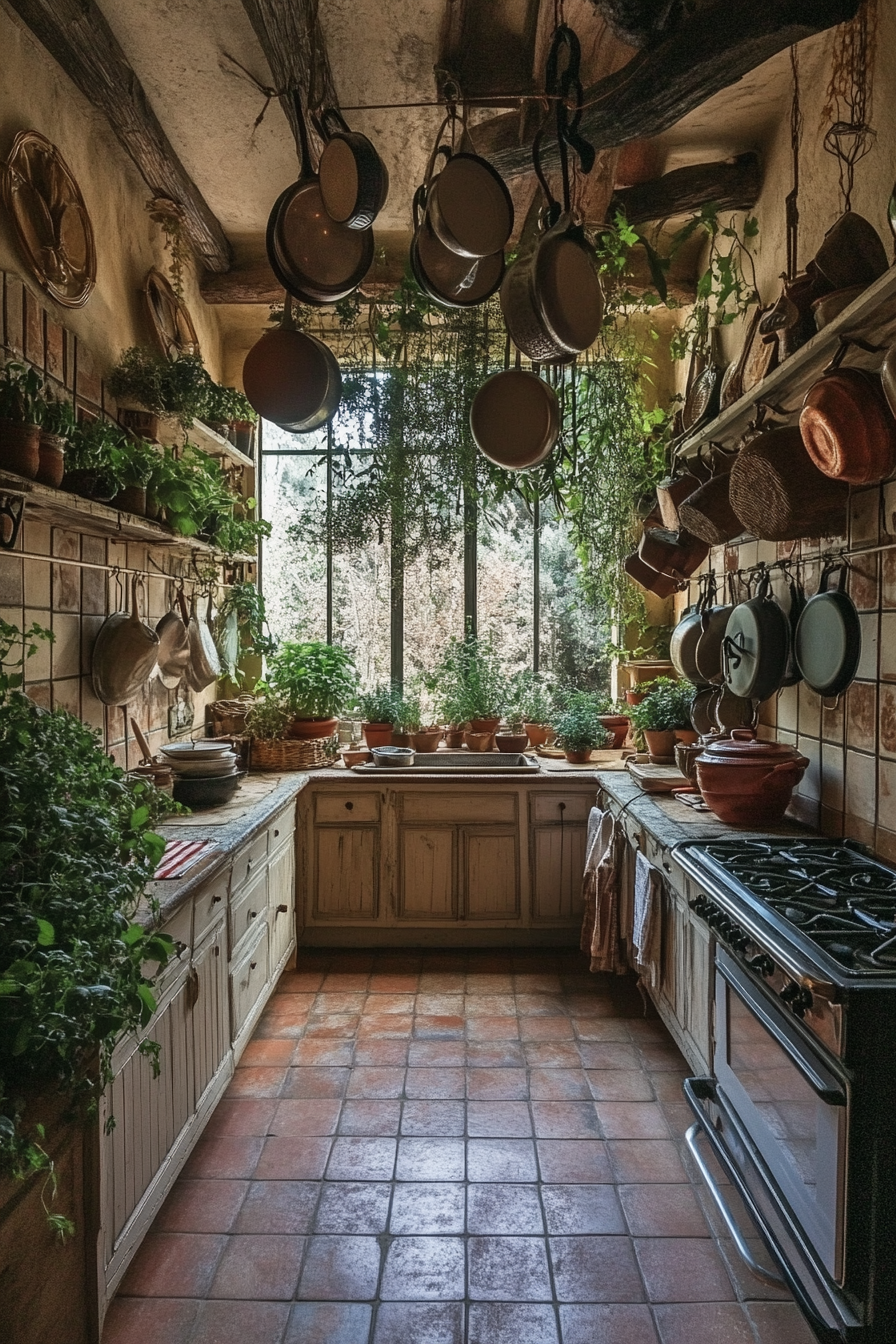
[350,752,540,775]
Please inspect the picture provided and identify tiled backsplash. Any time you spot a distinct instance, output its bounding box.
[682,485,895,861]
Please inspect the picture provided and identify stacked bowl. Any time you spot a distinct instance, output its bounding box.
[160,742,245,808]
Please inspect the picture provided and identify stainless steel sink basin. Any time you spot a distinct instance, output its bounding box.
[351,752,540,775]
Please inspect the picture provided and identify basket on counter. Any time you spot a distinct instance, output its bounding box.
[249,736,337,771]
[206,695,255,737]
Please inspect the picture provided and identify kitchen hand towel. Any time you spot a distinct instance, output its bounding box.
[581,807,626,975]
[633,849,662,989]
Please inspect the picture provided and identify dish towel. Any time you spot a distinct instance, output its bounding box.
[580,808,626,975]
[633,849,663,989]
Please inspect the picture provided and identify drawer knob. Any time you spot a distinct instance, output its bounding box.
[558,802,566,812]
[212,894,222,904]
[249,961,257,971]
[276,904,288,914]
[248,909,257,920]
[345,801,354,811]
[274,828,280,837]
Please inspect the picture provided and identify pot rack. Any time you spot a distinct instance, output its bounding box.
[5,546,238,590]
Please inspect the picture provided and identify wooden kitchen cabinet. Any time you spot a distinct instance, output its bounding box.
[399,825,456,919]
[463,826,519,919]
[313,825,379,919]
[531,825,588,921]
[268,836,297,973]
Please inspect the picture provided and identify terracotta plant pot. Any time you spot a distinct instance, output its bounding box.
[0,420,40,479]
[391,731,412,748]
[113,485,147,514]
[464,730,495,752]
[524,723,550,747]
[119,408,161,441]
[674,741,703,788]
[341,747,371,767]
[445,727,465,748]
[36,431,65,488]
[598,714,630,749]
[60,467,98,497]
[412,728,443,753]
[643,728,677,763]
[674,728,699,745]
[363,722,394,749]
[287,716,339,739]
[145,493,161,520]
[495,732,529,753]
[564,748,593,764]
[695,730,809,825]
[624,690,646,706]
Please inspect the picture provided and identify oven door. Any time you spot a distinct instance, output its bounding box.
[714,949,849,1283]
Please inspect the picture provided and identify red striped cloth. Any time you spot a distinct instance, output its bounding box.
[154,839,215,880]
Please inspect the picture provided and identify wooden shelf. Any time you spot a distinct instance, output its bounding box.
[678,264,896,461]
[0,470,256,565]
[159,418,255,470]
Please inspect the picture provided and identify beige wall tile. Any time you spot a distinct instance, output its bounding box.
[80,680,105,735]
[856,612,880,681]
[845,750,876,826]
[23,608,52,680]
[23,557,50,608]
[777,684,798,734]
[51,612,80,678]
[81,614,104,675]
[883,549,896,609]
[26,522,51,555]
[881,684,896,759]
[880,612,896,681]
[875,826,896,866]
[797,681,821,737]
[820,806,844,839]
[821,742,845,812]
[845,815,875,847]
[846,681,878,755]
[850,489,880,547]
[821,696,844,744]
[878,758,896,833]
[51,677,80,717]
[0,555,23,605]
[796,735,820,802]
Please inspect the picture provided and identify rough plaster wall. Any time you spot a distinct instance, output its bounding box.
[0,1,225,381]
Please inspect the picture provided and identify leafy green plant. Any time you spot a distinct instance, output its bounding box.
[109,437,158,489]
[668,209,759,362]
[427,631,506,724]
[266,640,358,719]
[356,685,399,724]
[552,697,611,754]
[215,582,277,684]
[507,671,556,727]
[392,691,422,733]
[628,677,696,731]
[203,384,258,426]
[0,361,45,425]
[243,692,291,741]
[107,348,213,430]
[0,623,179,1228]
[40,395,77,439]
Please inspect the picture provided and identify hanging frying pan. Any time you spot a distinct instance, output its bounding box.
[780,569,807,689]
[470,366,559,470]
[426,128,513,260]
[722,570,791,702]
[155,587,191,689]
[800,365,896,485]
[670,579,710,684]
[411,184,504,308]
[91,573,160,705]
[695,573,736,684]
[794,562,861,698]
[266,94,373,306]
[313,107,389,230]
[185,590,221,693]
[243,296,341,430]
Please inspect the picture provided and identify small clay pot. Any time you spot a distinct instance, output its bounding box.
[564,748,593,764]
[524,723,550,747]
[287,716,339,739]
[695,729,809,825]
[444,727,465,748]
[412,728,443,753]
[674,741,703,788]
[643,728,677,763]
[391,731,412,748]
[674,728,699,745]
[113,485,147,514]
[341,747,372,768]
[464,730,495,752]
[469,717,501,734]
[598,714,630,749]
[625,690,645,706]
[36,432,66,488]
[495,732,529,753]
[0,420,40,479]
[363,722,393,749]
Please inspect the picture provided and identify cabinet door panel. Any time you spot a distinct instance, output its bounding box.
[269,841,296,969]
[532,824,587,921]
[399,826,456,920]
[464,828,519,920]
[314,827,378,919]
[230,922,270,1042]
[230,867,267,953]
[686,914,713,1066]
[192,920,229,1108]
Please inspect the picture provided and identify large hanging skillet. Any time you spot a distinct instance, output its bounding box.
[313,107,389,230]
[722,569,791,702]
[243,296,342,430]
[794,562,862,698]
[424,106,513,261]
[266,94,373,305]
[411,182,504,308]
[470,361,559,471]
[670,577,710,685]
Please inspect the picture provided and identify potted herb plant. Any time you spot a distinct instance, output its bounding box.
[510,672,555,747]
[266,640,358,738]
[107,347,213,430]
[391,691,421,749]
[243,692,294,770]
[0,361,45,479]
[109,437,158,515]
[431,633,506,743]
[61,418,120,500]
[36,394,76,489]
[629,678,696,762]
[356,685,399,749]
[595,695,632,749]
[552,694,612,763]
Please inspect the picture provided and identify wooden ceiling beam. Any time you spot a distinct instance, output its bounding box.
[239,0,339,157]
[471,0,861,178]
[612,153,762,226]
[5,0,232,272]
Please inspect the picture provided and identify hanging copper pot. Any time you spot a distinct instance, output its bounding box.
[242,296,342,431]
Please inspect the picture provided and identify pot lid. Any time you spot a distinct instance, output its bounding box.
[699,729,803,764]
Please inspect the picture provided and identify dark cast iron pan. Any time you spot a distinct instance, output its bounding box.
[794,562,861,699]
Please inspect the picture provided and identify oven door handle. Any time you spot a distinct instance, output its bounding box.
[685,1120,787,1288]
[718,953,847,1107]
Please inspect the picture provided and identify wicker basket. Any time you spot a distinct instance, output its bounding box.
[207,695,255,737]
[678,474,743,546]
[729,425,849,541]
[249,736,336,771]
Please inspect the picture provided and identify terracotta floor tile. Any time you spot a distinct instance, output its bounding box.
[401,1100,466,1136]
[320,973,370,991]
[524,1042,583,1068]
[619,1184,710,1237]
[648,1073,688,1103]
[465,994,517,1016]
[529,1069,592,1101]
[355,1040,409,1066]
[203,1098,278,1138]
[559,1303,659,1344]
[586,1071,655,1102]
[357,1014,414,1039]
[372,1300,464,1344]
[467,1101,532,1137]
[596,1103,670,1140]
[369,973,420,992]
[514,973,563,993]
[418,973,466,992]
[638,1043,688,1071]
[563,994,619,1018]
[304,1013,360,1039]
[208,1234,305,1300]
[744,1301,819,1344]
[326,1137,396,1181]
[467,1302,559,1344]
[466,1014,520,1041]
[415,994,465,1016]
[298,1235,382,1300]
[238,1038,296,1067]
[368,993,416,1014]
[415,1015,466,1039]
[118,1232,226,1297]
[575,1042,642,1070]
[267,991,316,1014]
[520,1015,574,1040]
[536,1140,612,1184]
[407,1041,465,1067]
[466,1068,529,1101]
[468,1235,553,1300]
[183,1136,264,1181]
[315,991,367,1014]
[653,1302,754,1344]
[100,1297,199,1344]
[396,1137,465,1181]
[270,1099,341,1136]
[608,1141,689,1184]
[389,1182,466,1234]
[466,1182,543,1234]
[627,1019,671,1043]
[635,1237,735,1303]
[346,1066,406,1099]
[253,1013,307,1040]
[284,1301,373,1344]
[225,1066,287,1099]
[405,1067,466,1099]
[549,1235,645,1303]
[313,1181,391,1233]
[467,1138,537,1182]
[234,1181,319,1234]
[531,1101,601,1139]
[339,1099,402,1135]
[282,1066,350,1098]
[155,1179,248,1233]
[276,971,323,992]
[716,1235,793,1302]
[254,1137,332,1181]
[516,993,567,1016]
[574,1023,633,1047]
[380,1236,466,1300]
[466,1041,526,1069]
[541,1183,626,1234]
[291,1039,354,1066]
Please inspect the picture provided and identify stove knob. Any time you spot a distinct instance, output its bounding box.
[748,954,775,978]
[689,895,711,917]
[729,929,750,953]
[780,982,813,1017]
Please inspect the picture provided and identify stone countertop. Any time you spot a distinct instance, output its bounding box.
[140,773,309,926]
[596,771,815,852]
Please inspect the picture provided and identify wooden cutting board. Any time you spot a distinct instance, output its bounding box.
[626,759,688,793]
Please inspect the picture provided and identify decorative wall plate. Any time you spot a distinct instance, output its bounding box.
[2,130,96,308]
[143,268,200,361]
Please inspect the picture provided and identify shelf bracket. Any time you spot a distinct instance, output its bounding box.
[0,494,25,550]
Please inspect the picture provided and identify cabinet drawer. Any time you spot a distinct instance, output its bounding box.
[230,868,267,954]
[160,899,192,951]
[315,792,380,824]
[192,869,230,943]
[530,792,594,824]
[230,923,269,1040]
[232,831,268,890]
[267,803,296,853]
[400,792,516,824]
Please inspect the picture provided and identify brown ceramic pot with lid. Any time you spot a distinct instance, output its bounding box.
[695,729,808,826]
